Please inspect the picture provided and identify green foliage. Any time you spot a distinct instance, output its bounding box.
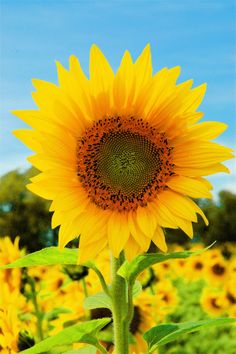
[0,167,57,251]
[63,348,97,354]
[143,318,236,353]
[0,247,79,269]
[19,318,111,354]
[159,279,236,354]
[117,247,211,284]
[84,292,112,310]
[83,281,141,310]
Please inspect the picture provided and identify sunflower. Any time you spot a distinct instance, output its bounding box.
[185,254,205,281]
[200,288,226,316]
[13,45,233,262]
[205,258,229,285]
[0,236,23,291]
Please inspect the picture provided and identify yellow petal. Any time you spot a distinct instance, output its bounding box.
[134,44,152,100]
[144,66,181,120]
[124,236,141,261]
[157,190,198,222]
[78,237,107,264]
[185,122,228,141]
[136,206,157,239]
[173,141,234,167]
[90,44,114,94]
[107,212,130,257]
[113,50,135,113]
[128,212,150,250]
[181,83,207,113]
[152,226,167,252]
[50,189,89,212]
[174,163,230,177]
[148,202,178,229]
[173,216,194,238]
[167,175,212,199]
[13,130,43,153]
[185,198,209,226]
[153,199,193,237]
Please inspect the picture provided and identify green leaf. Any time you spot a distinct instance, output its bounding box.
[0,247,78,269]
[143,318,236,353]
[133,280,142,297]
[84,292,112,310]
[19,318,111,354]
[44,307,72,321]
[118,245,214,284]
[84,281,141,311]
[63,347,97,354]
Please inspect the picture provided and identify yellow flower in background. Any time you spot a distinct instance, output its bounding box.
[0,306,20,354]
[13,45,233,262]
[185,255,205,281]
[0,236,23,291]
[200,288,226,316]
[205,257,229,285]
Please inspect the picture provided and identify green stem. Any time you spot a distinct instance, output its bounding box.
[124,282,134,325]
[110,252,129,354]
[81,277,89,298]
[28,277,44,341]
[95,342,109,354]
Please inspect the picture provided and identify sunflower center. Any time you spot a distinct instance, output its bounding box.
[97,131,161,196]
[77,116,174,212]
[212,264,225,276]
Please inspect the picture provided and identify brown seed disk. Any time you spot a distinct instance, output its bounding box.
[77,116,175,212]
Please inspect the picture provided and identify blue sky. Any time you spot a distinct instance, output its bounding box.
[1,0,235,196]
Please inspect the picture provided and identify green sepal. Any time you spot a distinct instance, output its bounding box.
[143,318,236,353]
[117,245,214,284]
[19,318,111,354]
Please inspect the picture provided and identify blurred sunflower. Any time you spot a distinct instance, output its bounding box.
[0,236,23,291]
[200,288,226,316]
[0,306,20,354]
[205,258,229,285]
[185,255,205,281]
[13,45,233,262]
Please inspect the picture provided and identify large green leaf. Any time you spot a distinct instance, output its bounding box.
[84,292,112,310]
[0,247,78,269]
[19,318,111,354]
[143,318,236,353]
[63,347,97,354]
[118,246,213,284]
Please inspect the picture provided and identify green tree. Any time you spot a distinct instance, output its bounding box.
[0,167,58,251]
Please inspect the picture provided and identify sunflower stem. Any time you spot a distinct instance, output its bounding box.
[111,252,129,354]
[124,281,134,325]
[28,276,44,341]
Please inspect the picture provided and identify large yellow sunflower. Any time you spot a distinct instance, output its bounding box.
[13,45,233,263]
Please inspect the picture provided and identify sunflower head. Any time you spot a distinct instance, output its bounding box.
[12,45,234,262]
[200,288,226,316]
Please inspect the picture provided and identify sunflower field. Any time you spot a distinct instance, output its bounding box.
[1,236,235,354]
